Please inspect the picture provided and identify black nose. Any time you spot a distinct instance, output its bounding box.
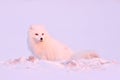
[40,37,43,41]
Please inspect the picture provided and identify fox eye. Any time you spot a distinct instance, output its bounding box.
[42,33,44,36]
[35,33,39,36]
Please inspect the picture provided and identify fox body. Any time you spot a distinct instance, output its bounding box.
[28,25,74,61]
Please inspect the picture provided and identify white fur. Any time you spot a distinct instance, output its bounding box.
[28,25,74,61]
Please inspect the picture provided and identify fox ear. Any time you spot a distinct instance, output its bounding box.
[30,27,33,30]
[30,24,45,30]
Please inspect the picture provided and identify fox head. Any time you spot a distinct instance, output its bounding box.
[28,25,50,43]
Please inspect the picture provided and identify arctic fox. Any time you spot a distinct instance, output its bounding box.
[28,25,99,61]
[28,25,74,61]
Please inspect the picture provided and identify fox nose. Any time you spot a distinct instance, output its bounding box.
[40,37,43,41]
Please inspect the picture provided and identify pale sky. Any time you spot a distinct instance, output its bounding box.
[0,0,120,61]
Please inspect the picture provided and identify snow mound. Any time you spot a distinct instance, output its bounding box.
[0,56,117,71]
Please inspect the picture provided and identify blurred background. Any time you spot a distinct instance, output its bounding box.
[0,0,120,61]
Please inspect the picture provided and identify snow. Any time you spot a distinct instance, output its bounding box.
[0,56,119,80]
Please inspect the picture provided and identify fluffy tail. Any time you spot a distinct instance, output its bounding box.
[72,51,100,59]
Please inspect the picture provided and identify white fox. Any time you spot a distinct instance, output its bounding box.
[28,25,74,61]
[28,25,99,61]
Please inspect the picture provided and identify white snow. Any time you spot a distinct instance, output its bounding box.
[0,56,119,80]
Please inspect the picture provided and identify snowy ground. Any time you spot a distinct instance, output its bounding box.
[0,56,120,80]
